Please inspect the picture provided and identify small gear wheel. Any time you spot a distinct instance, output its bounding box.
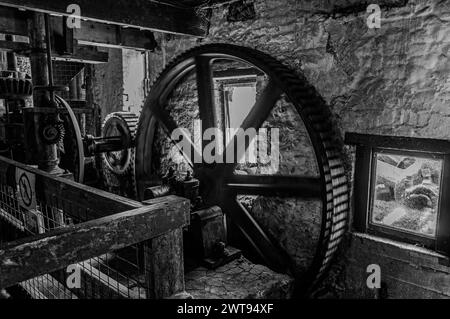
[56,95,85,183]
[101,112,138,198]
[0,71,32,99]
[40,116,65,145]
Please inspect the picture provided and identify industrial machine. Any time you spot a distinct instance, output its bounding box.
[0,40,349,295]
[131,44,349,291]
[0,4,348,296]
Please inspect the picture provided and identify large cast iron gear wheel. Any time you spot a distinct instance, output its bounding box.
[0,71,33,99]
[134,43,349,294]
[101,112,138,199]
[56,95,85,183]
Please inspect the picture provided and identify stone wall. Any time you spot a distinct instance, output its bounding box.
[122,49,146,114]
[148,0,450,298]
[90,48,124,120]
[91,48,147,119]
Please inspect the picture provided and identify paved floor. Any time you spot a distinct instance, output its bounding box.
[185,256,294,299]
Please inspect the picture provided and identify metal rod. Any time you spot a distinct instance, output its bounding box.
[44,13,54,102]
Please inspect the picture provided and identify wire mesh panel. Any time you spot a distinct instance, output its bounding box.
[53,62,84,88]
[17,245,150,299]
[0,156,184,299]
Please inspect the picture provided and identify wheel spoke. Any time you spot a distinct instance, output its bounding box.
[151,102,201,168]
[223,197,289,272]
[223,80,282,167]
[195,55,216,130]
[240,80,282,131]
[225,174,323,198]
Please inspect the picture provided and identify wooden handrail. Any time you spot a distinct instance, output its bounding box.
[0,195,189,289]
[0,155,142,218]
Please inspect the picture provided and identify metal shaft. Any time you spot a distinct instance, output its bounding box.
[28,12,63,175]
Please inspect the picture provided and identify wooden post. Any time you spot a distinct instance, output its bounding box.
[143,229,185,299]
[4,34,17,71]
[142,196,190,298]
[28,13,49,106]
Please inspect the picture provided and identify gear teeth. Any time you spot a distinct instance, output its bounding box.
[134,43,350,292]
[0,76,33,99]
[101,111,139,199]
[57,123,65,144]
[55,95,85,183]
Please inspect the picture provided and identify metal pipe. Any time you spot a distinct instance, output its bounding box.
[44,13,54,102]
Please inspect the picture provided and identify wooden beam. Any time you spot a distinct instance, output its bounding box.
[0,0,206,36]
[51,17,157,51]
[0,6,28,36]
[0,40,108,63]
[0,154,141,217]
[213,67,263,79]
[76,24,157,51]
[52,44,108,64]
[0,40,28,52]
[345,132,450,154]
[0,7,159,51]
[0,195,190,289]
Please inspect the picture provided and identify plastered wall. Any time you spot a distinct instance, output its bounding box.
[149,0,450,298]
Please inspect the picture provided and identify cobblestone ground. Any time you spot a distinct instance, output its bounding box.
[185,257,294,299]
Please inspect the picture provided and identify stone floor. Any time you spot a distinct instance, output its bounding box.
[185,256,294,299]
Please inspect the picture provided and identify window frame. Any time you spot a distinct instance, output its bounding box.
[346,133,450,257]
[213,67,260,145]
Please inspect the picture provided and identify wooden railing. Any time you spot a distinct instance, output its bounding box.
[0,155,142,219]
[0,155,190,299]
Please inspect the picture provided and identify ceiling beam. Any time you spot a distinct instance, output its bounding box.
[51,17,158,51]
[0,6,28,36]
[0,7,159,50]
[0,40,108,64]
[52,44,109,64]
[0,0,206,36]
